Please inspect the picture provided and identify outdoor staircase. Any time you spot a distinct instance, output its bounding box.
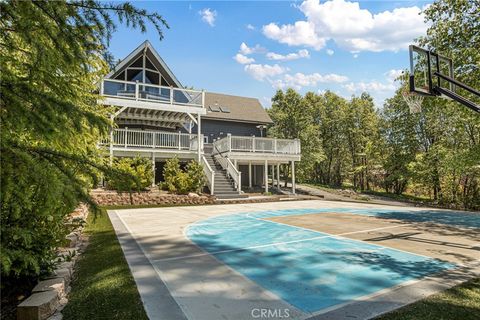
[204,154,247,199]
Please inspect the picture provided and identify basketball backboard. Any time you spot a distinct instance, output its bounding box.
[408,45,479,113]
[409,45,454,96]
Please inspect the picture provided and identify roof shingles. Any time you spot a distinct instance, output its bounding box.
[203,92,272,124]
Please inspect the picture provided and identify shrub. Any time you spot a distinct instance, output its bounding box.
[1,149,76,284]
[186,160,206,193]
[163,157,205,194]
[108,157,153,192]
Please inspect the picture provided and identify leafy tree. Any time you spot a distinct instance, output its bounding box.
[415,0,480,207]
[0,0,167,282]
[311,91,350,186]
[108,157,153,192]
[163,157,205,194]
[268,89,323,185]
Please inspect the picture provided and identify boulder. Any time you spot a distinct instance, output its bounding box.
[45,269,71,285]
[32,278,65,296]
[17,291,59,320]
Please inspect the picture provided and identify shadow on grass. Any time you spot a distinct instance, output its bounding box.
[374,277,480,320]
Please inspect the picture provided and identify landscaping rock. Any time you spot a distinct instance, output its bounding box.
[65,233,78,248]
[46,268,71,285]
[90,189,215,206]
[32,278,65,296]
[56,261,73,275]
[17,291,59,320]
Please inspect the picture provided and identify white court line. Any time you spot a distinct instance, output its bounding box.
[247,213,445,261]
[153,223,407,262]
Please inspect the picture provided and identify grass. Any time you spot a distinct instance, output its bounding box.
[62,208,148,320]
[376,277,480,320]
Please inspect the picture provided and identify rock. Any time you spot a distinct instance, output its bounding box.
[65,233,77,248]
[46,268,71,285]
[56,261,73,274]
[17,291,59,320]
[32,278,65,296]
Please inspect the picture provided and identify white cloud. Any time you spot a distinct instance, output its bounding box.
[344,81,395,93]
[244,64,288,81]
[266,49,310,61]
[353,53,358,58]
[246,24,255,30]
[271,72,348,90]
[343,69,403,94]
[263,0,427,52]
[199,8,217,27]
[263,21,327,50]
[239,42,266,55]
[385,69,404,82]
[233,53,255,64]
[326,49,334,56]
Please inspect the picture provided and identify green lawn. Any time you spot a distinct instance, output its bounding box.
[376,277,480,320]
[62,208,148,320]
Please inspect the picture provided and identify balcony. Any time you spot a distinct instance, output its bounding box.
[212,135,301,162]
[99,79,206,112]
[102,128,202,154]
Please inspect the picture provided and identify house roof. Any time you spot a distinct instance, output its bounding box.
[105,40,184,88]
[203,92,272,124]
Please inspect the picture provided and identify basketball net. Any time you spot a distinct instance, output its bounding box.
[402,89,424,113]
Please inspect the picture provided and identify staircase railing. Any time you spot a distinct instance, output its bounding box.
[200,155,215,195]
[213,144,241,193]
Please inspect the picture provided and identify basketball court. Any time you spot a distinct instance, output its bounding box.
[109,200,480,320]
[107,46,480,320]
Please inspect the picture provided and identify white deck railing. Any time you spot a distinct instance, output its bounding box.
[102,128,202,151]
[213,134,300,155]
[100,78,205,109]
[201,155,215,195]
[215,154,241,193]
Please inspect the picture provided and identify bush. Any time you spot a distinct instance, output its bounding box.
[1,149,76,284]
[108,157,153,192]
[186,160,205,193]
[163,157,205,194]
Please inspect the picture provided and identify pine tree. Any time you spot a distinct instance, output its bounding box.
[0,0,168,281]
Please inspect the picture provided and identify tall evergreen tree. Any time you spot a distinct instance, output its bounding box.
[0,0,167,281]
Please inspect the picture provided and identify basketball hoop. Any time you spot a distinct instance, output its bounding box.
[402,89,424,113]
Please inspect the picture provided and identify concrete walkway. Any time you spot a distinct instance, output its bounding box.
[109,200,479,320]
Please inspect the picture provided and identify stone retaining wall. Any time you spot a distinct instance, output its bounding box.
[91,190,216,206]
[17,205,89,320]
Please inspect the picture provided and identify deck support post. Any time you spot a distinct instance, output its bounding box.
[276,164,280,188]
[291,161,296,194]
[197,112,201,162]
[248,162,252,188]
[151,153,155,187]
[109,114,114,166]
[271,165,274,189]
[264,160,268,193]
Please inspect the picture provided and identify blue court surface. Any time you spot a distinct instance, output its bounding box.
[184,208,479,313]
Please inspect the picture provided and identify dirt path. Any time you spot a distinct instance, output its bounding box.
[296,184,417,208]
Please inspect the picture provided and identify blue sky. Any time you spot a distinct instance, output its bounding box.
[108,0,432,107]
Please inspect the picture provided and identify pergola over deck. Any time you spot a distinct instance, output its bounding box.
[97,41,207,162]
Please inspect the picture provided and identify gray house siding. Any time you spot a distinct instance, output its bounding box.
[185,119,266,142]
